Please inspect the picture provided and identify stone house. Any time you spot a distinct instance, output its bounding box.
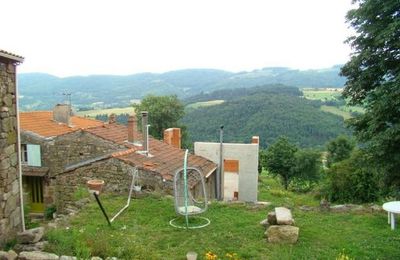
[0,50,24,246]
[20,108,217,213]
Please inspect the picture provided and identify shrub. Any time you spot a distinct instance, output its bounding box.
[323,150,381,203]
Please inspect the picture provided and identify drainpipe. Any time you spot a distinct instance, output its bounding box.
[217,125,224,201]
[15,64,25,231]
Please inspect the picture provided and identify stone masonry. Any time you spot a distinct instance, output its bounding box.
[0,53,23,246]
[21,130,125,209]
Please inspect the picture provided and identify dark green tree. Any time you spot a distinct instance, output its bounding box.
[133,95,185,140]
[264,137,298,189]
[326,135,355,167]
[340,0,400,185]
[291,148,322,191]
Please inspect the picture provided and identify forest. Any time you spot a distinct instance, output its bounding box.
[182,85,348,148]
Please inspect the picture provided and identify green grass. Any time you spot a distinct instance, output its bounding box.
[320,105,352,120]
[44,175,400,259]
[302,88,342,101]
[186,100,225,109]
[76,107,134,118]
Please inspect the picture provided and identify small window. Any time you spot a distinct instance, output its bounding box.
[21,144,28,164]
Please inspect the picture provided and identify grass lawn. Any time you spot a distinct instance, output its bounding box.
[44,175,400,259]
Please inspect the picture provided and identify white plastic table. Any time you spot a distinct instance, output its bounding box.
[382,201,400,230]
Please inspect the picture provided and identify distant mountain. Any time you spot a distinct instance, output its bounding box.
[18,66,346,110]
[182,84,349,148]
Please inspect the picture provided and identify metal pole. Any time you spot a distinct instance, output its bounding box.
[93,192,111,226]
[217,125,224,201]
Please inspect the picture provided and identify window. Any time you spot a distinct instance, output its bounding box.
[21,144,42,167]
[21,144,28,163]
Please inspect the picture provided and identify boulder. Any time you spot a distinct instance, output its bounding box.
[267,212,277,225]
[265,225,299,244]
[16,227,44,244]
[259,219,270,228]
[275,207,294,225]
[60,256,77,260]
[0,250,17,260]
[330,204,350,213]
[18,251,59,260]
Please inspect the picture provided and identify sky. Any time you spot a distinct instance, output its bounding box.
[2,0,355,77]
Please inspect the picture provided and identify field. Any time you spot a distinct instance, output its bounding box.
[77,107,134,118]
[320,105,352,120]
[186,100,225,109]
[302,88,342,100]
[43,174,400,259]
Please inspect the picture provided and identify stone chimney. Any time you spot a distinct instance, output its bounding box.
[141,111,148,152]
[127,115,136,143]
[109,113,117,124]
[53,104,70,126]
[164,128,181,149]
[251,136,260,144]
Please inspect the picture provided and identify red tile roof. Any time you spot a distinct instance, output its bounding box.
[20,111,104,137]
[84,124,217,180]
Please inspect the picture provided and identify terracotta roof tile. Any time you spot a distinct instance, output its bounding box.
[84,124,217,180]
[20,111,104,138]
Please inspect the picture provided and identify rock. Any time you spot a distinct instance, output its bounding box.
[105,257,118,260]
[16,227,45,244]
[319,199,330,211]
[60,256,77,260]
[330,204,350,213]
[18,251,59,260]
[267,212,277,225]
[260,219,270,228]
[256,201,271,206]
[299,205,314,211]
[13,244,38,253]
[275,207,294,225]
[349,205,365,212]
[91,257,103,260]
[265,225,299,244]
[370,204,382,212]
[0,250,17,260]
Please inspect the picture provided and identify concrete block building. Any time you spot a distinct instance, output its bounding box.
[0,50,24,246]
[194,136,260,202]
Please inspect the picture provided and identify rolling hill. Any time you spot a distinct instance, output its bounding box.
[18,66,346,111]
[182,85,349,148]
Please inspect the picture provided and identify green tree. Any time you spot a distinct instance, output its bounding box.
[291,149,322,191]
[326,135,355,167]
[264,137,298,189]
[133,95,185,140]
[340,0,400,185]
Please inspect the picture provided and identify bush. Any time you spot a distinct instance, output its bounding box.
[322,150,381,203]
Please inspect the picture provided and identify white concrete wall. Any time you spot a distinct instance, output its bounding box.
[194,142,259,202]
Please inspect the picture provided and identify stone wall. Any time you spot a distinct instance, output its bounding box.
[21,131,125,208]
[0,60,22,245]
[56,158,172,211]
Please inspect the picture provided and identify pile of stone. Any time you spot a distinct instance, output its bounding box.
[14,227,47,252]
[0,250,117,260]
[260,207,299,244]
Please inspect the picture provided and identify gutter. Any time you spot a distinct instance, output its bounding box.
[15,66,25,231]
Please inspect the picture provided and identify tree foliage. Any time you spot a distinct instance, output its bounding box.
[263,137,322,190]
[340,0,400,185]
[326,135,356,167]
[133,95,185,140]
[183,85,348,148]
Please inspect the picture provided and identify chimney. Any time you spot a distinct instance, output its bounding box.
[109,113,117,124]
[251,136,259,144]
[53,104,71,126]
[164,128,181,149]
[141,111,148,152]
[127,115,136,143]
